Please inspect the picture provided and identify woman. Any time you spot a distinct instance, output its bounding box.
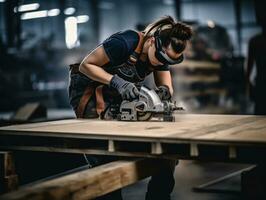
[69,15,192,200]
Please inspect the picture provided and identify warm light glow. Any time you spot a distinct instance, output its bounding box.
[21,10,48,20]
[64,7,75,15]
[21,9,60,20]
[77,15,90,23]
[48,9,60,16]
[65,17,78,49]
[14,3,40,12]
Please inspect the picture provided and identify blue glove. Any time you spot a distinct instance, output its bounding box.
[156,85,171,101]
[109,75,139,100]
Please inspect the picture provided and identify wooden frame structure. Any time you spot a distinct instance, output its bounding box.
[0,114,266,199]
[0,114,266,163]
[0,152,18,194]
[0,158,166,200]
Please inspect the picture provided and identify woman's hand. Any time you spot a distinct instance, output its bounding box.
[109,75,139,100]
[153,70,174,96]
[156,85,172,100]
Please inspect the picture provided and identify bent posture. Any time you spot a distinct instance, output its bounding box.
[69,15,192,200]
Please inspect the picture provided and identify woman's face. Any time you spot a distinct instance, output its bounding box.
[147,37,183,67]
[147,38,164,66]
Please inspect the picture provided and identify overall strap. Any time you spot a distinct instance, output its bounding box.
[74,31,145,119]
[76,86,94,118]
[127,31,145,65]
[95,85,105,116]
[75,85,105,119]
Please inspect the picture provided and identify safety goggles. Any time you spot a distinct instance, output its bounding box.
[154,36,184,65]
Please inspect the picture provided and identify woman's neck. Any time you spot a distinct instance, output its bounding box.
[140,41,149,61]
[140,40,154,71]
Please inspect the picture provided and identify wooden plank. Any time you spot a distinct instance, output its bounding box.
[2,143,266,163]
[0,114,266,163]
[0,152,18,194]
[1,114,265,145]
[151,142,163,154]
[190,143,199,157]
[194,118,266,142]
[0,158,168,200]
[108,140,115,152]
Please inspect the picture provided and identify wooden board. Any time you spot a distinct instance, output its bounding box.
[0,114,266,162]
[0,158,166,200]
[0,114,265,143]
[0,152,18,194]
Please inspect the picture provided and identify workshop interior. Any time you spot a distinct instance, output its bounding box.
[0,0,266,200]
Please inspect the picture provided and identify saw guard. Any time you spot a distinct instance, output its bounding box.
[137,112,153,121]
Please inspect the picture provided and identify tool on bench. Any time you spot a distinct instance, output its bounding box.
[104,86,184,122]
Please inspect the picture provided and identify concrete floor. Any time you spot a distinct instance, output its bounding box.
[123,160,252,200]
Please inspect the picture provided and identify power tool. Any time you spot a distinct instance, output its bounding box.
[104,86,184,121]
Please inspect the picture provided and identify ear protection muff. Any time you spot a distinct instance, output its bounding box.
[154,30,184,65]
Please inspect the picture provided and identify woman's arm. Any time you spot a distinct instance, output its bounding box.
[79,44,139,100]
[153,70,174,95]
[79,45,113,85]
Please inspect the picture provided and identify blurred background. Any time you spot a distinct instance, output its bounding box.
[1,1,266,199]
[0,0,265,121]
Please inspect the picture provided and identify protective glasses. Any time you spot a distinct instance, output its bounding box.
[154,35,184,65]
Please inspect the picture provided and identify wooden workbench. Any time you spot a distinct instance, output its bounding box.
[1,114,266,200]
[0,114,266,163]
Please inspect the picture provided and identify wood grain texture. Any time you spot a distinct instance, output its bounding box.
[0,152,18,194]
[0,158,167,200]
[0,114,265,145]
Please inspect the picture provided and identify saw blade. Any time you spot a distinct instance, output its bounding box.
[137,112,153,121]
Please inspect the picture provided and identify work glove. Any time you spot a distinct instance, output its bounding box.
[156,85,171,101]
[109,75,139,101]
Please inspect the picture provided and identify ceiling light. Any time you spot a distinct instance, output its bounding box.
[64,7,75,15]
[207,20,215,28]
[77,15,90,23]
[14,3,40,13]
[65,17,79,49]
[21,10,48,20]
[48,9,60,16]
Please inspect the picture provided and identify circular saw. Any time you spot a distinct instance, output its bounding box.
[119,86,183,121]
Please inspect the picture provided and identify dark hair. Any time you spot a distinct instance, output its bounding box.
[143,16,193,53]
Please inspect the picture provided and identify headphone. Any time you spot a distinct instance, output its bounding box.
[154,30,184,65]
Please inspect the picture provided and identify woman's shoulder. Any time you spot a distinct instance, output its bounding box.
[102,30,140,65]
[108,29,140,50]
[112,29,139,39]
